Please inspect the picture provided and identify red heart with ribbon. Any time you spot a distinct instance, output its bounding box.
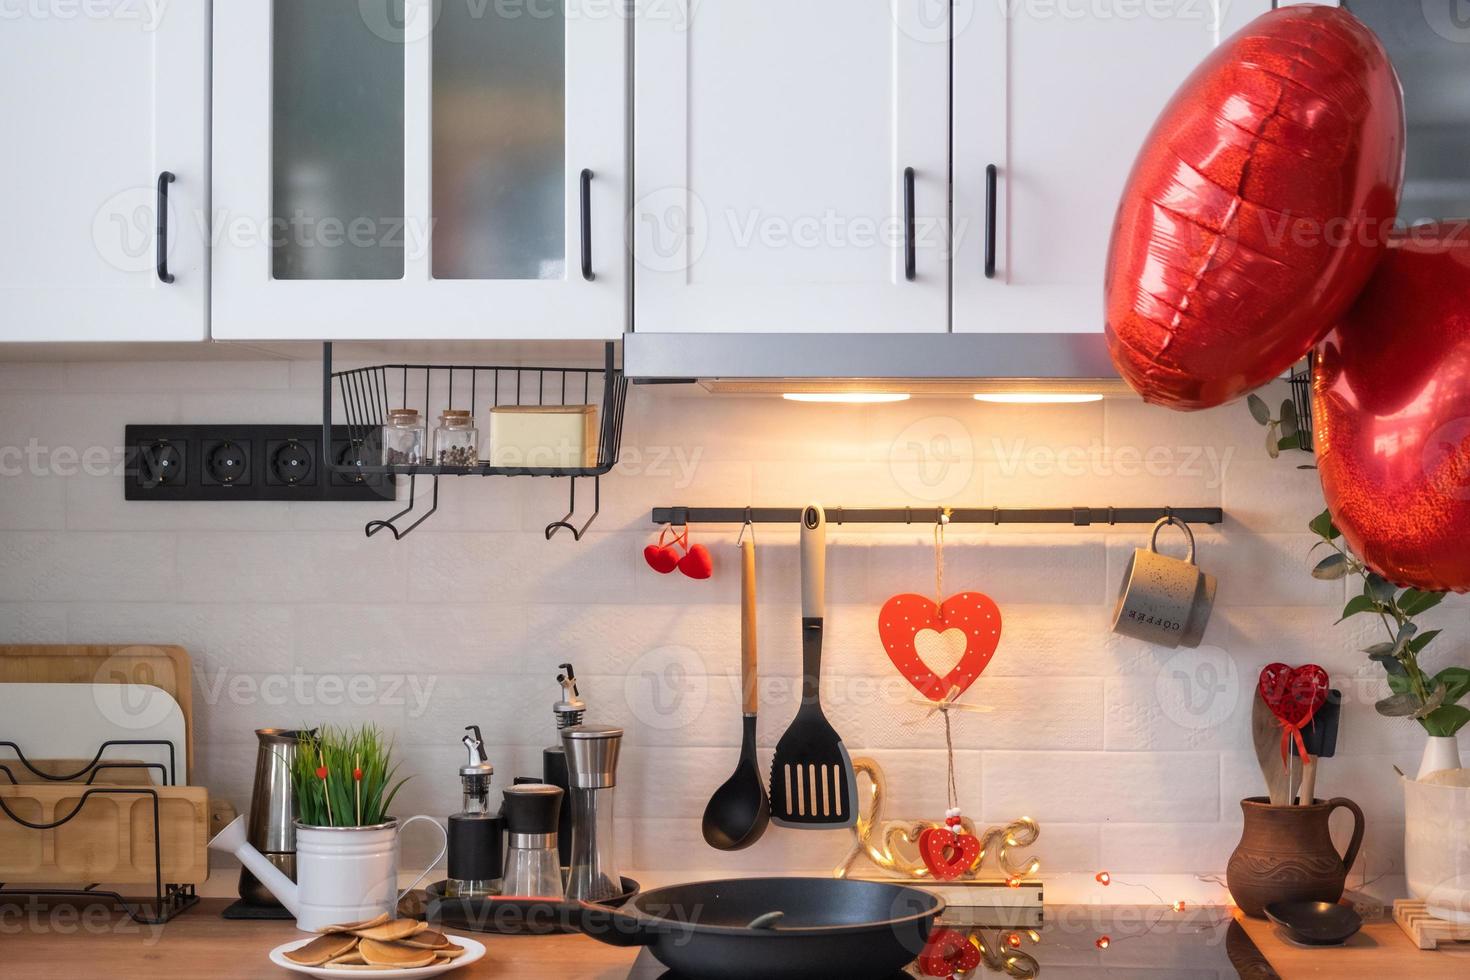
[918,826,982,881]
[1258,663,1329,770]
[677,543,713,580]
[917,927,981,977]
[878,593,1002,702]
[644,526,687,574]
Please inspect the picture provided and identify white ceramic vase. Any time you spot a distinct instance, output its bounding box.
[1417,736,1463,780]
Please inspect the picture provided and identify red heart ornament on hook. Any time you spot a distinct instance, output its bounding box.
[678,543,714,580]
[644,526,687,575]
[878,593,1002,702]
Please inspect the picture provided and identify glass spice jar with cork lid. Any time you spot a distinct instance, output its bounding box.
[382,408,425,466]
[434,409,479,467]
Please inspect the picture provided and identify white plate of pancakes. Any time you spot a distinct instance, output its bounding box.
[268,915,485,979]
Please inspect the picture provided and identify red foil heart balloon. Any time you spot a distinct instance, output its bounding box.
[878,593,1001,702]
[918,827,982,882]
[1314,225,1470,591]
[677,543,714,580]
[1105,5,1403,410]
[917,927,981,978]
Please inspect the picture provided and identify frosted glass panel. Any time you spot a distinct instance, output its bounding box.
[1347,0,1470,222]
[432,0,566,280]
[272,0,405,280]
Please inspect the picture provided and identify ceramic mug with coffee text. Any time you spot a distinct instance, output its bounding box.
[1112,517,1216,648]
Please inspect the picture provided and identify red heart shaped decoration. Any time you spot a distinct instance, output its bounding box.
[878,593,1001,702]
[1258,663,1329,728]
[677,543,713,580]
[917,927,980,977]
[644,544,680,574]
[918,827,982,881]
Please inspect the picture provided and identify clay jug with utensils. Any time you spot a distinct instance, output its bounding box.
[1227,797,1364,917]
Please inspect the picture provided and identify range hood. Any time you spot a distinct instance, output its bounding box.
[623,332,1130,396]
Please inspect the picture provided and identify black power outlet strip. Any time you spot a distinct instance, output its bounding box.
[124,425,392,502]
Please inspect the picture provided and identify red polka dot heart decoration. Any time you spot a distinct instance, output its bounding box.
[877,592,1002,703]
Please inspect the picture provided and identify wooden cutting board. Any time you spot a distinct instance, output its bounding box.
[0,783,209,885]
[1,684,188,787]
[0,645,193,776]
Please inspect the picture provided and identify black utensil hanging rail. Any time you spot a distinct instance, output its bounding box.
[653,505,1223,527]
[323,342,628,541]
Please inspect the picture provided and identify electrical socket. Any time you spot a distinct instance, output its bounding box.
[136,439,186,489]
[267,438,315,487]
[126,425,389,502]
[202,439,251,487]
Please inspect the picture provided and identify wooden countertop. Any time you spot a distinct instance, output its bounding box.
[5,898,1469,978]
[3,899,641,980]
[1238,909,1470,978]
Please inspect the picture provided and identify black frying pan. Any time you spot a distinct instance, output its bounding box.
[568,877,943,980]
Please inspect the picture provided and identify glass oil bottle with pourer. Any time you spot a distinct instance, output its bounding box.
[445,725,503,898]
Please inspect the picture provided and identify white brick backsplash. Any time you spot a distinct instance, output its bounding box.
[66,601,295,675]
[0,364,1460,879]
[0,532,179,602]
[983,752,1219,823]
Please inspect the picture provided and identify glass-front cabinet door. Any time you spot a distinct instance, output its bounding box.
[212,0,625,340]
[1343,0,1470,224]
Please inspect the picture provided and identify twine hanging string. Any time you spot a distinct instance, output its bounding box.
[933,508,950,608]
[942,692,959,813]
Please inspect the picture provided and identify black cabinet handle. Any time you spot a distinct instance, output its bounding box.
[903,167,916,282]
[580,168,594,282]
[156,171,176,284]
[984,164,997,280]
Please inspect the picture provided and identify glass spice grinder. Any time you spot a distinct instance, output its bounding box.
[500,783,565,899]
[562,725,625,902]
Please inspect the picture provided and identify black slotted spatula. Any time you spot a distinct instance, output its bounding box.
[770,504,857,829]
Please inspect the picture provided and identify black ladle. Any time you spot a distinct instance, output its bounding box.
[702,534,770,850]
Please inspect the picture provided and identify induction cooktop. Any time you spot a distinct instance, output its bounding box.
[623,905,1280,979]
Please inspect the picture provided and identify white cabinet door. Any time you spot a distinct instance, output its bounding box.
[0,2,208,342]
[954,1,1270,334]
[212,0,625,341]
[633,0,949,333]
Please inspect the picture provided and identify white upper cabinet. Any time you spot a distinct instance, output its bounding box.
[954,1,1269,334]
[0,2,209,342]
[633,0,950,333]
[212,0,626,341]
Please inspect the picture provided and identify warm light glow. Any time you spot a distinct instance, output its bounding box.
[975,392,1104,404]
[1026,929,1041,944]
[783,392,911,404]
[1173,901,1187,912]
[1095,871,1111,886]
[1005,933,1022,949]
[1096,936,1111,950]
[1006,877,1022,888]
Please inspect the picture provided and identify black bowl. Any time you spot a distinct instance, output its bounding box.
[1264,901,1362,946]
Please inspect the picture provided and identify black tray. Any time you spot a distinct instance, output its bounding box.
[424,877,640,936]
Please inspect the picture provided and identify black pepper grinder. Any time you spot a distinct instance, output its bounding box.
[445,725,504,898]
[542,663,584,866]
